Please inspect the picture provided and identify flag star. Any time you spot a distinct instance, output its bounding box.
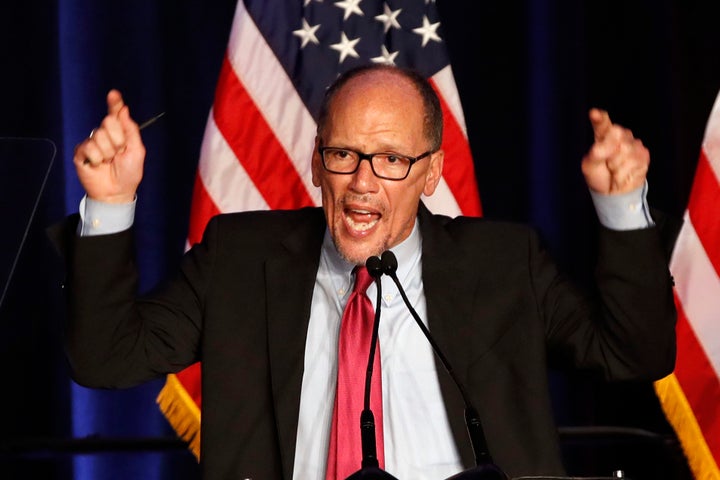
[371,45,399,65]
[293,18,321,48]
[334,0,364,21]
[330,32,361,63]
[412,15,442,47]
[304,0,324,5]
[425,0,436,3]
[375,4,402,33]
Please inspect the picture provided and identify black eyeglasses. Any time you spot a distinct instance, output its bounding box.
[318,146,434,181]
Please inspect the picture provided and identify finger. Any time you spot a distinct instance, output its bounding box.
[76,141,105,167]
[72,142,87,166]
[608,144,649,192]
[91,127,120,161]
[589,108,612,142]
[592,123,634,160]
[610,162,648,192]
[606,138,647,172]
[119,105,143,150]
[587,136,621,162]
[100,113,127,149]
[107,89,125,117]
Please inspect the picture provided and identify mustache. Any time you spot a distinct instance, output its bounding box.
[339,193,383,209]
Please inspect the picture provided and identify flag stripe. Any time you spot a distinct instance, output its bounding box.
[198,115,270,213]
[702,92,720,181]
[674,297,720,458]
[432,78,482,217]
[176,362,203,409]
[213,56,316,210]
[421,177,461,218]
[687,150,720,278]
[432,66,468,136]
[227,1,321,204]
[430,66,482,217]
[187,173,221,246]
[671,213,720,381]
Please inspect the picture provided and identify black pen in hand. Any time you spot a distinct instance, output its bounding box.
[83,111,165,165]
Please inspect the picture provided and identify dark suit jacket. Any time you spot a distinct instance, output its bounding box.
[58,204,677,480]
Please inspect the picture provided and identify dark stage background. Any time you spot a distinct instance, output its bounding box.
[1,1,718,479]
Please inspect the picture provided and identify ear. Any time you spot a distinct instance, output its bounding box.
[311,136,322,187]
[423,149,444,196]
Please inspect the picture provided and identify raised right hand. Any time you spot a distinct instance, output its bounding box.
[73,90,145,204]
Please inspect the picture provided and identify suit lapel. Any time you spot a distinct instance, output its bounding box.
[418,204,479,469]
[266,208,326,479]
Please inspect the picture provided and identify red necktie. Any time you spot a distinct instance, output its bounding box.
[326,266,385,479]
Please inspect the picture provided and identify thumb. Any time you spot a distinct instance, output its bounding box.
[107,89,125,117]
[589,108,611,142]
[118,105,143,150]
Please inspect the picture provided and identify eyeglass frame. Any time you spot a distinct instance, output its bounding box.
[317,146,436,181]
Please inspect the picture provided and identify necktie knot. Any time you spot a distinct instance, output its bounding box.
[353,266,374,295]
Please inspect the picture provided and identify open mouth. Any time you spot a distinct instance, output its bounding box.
[344,207,381,234]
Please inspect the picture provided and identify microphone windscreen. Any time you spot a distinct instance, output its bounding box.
[365,256,382,278]
[380,250,398,275]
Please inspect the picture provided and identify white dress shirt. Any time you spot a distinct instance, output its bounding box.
[293,223,463,479]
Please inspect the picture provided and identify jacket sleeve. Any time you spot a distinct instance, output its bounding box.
[50,214,218,388]
[537,216,678,381]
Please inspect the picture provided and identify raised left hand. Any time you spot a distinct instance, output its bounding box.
[581,108,649,195]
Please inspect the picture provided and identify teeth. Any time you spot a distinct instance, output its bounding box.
[346,214,378,231]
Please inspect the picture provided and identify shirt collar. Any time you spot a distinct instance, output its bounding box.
[320,220,422,307]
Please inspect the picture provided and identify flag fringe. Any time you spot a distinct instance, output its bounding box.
[654,373,720,480]
[156,373,201,460]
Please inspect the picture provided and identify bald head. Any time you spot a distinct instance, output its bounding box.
[317,65,444,151]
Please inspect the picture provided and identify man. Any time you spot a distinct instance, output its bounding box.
[60,65,676,479]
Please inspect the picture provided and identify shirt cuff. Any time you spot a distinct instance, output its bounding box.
[589,181,654,230]
[78,195,136,236]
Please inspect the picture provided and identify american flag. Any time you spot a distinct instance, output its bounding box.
[655,90,720,479]
[157,0,481,458]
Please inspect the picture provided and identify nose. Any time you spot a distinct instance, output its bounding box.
[349,157,379,193]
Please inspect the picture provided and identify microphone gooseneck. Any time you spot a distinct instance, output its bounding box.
[363,256,383,413]
[361,256,383,468]
[379,251,507,479]
[344,257,399,479]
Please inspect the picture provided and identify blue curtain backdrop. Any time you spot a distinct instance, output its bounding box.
[1,1,718,479]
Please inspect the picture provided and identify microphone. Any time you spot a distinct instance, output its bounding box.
[379,251,508,480]
[344,257,398,480]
